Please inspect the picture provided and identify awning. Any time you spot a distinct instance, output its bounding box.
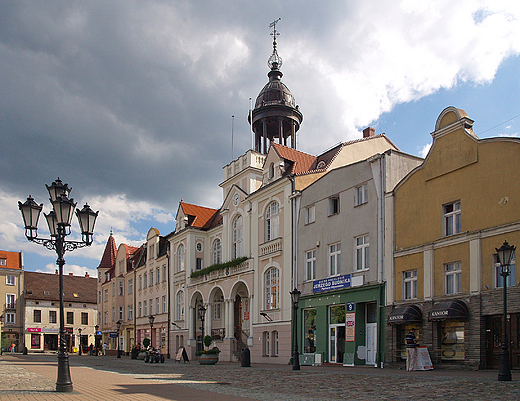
[429,299,469,321]
[387,305,422,325]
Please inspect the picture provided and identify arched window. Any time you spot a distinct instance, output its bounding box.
[212,238,222,265]
[176,290,184,321]
[268,162,275,179]
[177,244,185,272]
[233,215,243,259]
[265,201,279,242]
[264,267,279,310]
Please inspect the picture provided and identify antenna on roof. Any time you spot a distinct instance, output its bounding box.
[231,115,235,160]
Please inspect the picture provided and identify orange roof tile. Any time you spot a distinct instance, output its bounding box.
[180,202,220,229]
[271,143,317,174]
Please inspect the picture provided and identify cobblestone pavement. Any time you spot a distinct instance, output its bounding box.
[1,353,520,400]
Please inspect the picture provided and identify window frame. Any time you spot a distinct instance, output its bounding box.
[444,261,462,295]
[355,183,368,206]
[177,244,185,272]
[443,201,461,237]
[355,235,369,271]
[495,253,517,288]
[329,243,341,276]
[212,238,222,265]
[233,215,244,258]
[403,270,418,300]
[176,290,185,321]
[264,267,280,310]
[265,202,280,242]
[305,250,316,281]
[6,275,15,286]
[33,309,41,323]
[304,205,315,225]
[328,195,340,216]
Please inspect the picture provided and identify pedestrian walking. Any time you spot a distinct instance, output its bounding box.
[10,342,16,354]
[406,328,418,371]
[102,342,108,356]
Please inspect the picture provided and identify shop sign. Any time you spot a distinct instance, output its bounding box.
[43,328,60,333]
[109,333,118,338]
[313,274,351,293]
[345,312,355,342]
[27,328,41,332]
[346,302,355,311]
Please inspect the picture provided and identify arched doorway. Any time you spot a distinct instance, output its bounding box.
[231,281,250,357]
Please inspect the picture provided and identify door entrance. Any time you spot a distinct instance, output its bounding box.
[329,304,346,363]
[486,313,520,369]
[366,323,377,366]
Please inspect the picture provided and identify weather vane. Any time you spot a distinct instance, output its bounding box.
[268,18,282,70]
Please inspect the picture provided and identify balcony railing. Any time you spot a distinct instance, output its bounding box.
[259,237,282,257]
[190,259,252,285]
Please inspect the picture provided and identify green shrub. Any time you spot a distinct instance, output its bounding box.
[190,256,249,279]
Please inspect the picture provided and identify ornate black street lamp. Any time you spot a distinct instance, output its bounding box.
[116,320,122,358]
[77,328,82,355]
[148,315,155,348]
[0,314,4,356]
[496,240,516,382]
[94,324,99,356]
[290,287,301,371]
[198,305,206,350]
[19,178,98,392]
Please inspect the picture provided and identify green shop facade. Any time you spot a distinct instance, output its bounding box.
[297,274,386,367]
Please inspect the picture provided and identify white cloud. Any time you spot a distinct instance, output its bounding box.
[36,263,97,279]
[418,143,432,159]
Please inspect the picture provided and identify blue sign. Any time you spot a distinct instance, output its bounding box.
[346,302,355,311]
[313,274,351,293]
[109,333,118,338]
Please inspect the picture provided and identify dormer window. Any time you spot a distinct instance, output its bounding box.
[269,163,275,179]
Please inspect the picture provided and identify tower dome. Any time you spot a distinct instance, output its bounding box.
[249,20,303,154]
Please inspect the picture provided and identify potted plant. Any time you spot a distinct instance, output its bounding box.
[196,335,220,365]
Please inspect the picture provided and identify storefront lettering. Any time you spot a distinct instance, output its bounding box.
[313,274,351,293]
[389,315,404,321]
[431,310,449,317]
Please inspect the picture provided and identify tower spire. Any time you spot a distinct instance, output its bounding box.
[268,18,282,70]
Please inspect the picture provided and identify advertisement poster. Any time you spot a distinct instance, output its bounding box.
[345,312,356,342]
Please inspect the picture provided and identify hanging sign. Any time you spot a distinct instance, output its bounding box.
[345,312,356,342]
[313,274,351,293]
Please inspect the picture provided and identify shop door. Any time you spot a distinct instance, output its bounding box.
[486,313,520,369]
[366,323,377,366]
[329,325,345,363]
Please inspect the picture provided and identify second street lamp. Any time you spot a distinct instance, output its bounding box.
[198,305,206,352]
[116,320,122,358]
[149,315,155,348]
[18,178,98,392]
[496,240,516,382]
[290,288,301,371]
[77,328,82,355]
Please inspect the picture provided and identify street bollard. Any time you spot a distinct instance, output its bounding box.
[241,347,251,367]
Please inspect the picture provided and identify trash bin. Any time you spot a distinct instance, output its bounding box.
[241,347,251,367]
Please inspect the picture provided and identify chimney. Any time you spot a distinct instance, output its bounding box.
[363,127,375,138]
[85,272,90,278]
[69,272,73,276]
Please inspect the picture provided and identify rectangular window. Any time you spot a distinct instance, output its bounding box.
[112,307,115,321]
[149,244,155,259]
[304,205,315,224]
[214,302,222,320]
[144,273,147,288]
[119,281,124,296]
[328,196,340,216]
[263,331,270,357]
[403,270,418,300]
[0,258,6,266]
[6,294,15,309]
[306,250,316,281]
[444,201,461,236]
[156,298,159,315]
[196,258,203,270]
[139,275,142,290]
[355,183,368,206]
[329,243,341,276]
[149,299,153,315]
[355,235,369,270]
[272,331,279,356]
[33,309,41,323]
[156,267,160,284]
[31,333,41,349]
[67,311,74,325]
[81,312,88,325]
[98,291,102,303]
[49,310,57,324]
[150,271,153,287]
[104,311,108,324]
[104,289,108,302]
[440,320,465,360]
[162,266,167,282]
[6,275,15,286]
[119,306,124,321]
[162,296,166,313]
[444,261,462,295]
[304,308,317,353]
[138,302,142,318]
[128,306,133,320]
[128,279,133,295]
[6,313,15,324]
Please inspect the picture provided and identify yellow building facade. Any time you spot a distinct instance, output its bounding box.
[388,106,520,369]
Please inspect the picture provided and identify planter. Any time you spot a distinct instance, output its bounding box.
[197,353,219,365]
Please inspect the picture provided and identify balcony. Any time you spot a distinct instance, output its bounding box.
[190,259,252,285]
[259,238,282,258]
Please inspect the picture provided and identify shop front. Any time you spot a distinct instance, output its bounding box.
[387,304,423,362]
[299,280,385,367]
[25,328,60,352]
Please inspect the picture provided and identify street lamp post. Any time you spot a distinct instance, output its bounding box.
[116,320,122,358]
[0,314,4,356]
[198,305,206,351]
[290,288,301,371]
[148,315,155,349]
[94,324,99,356]
[496,240,516,382]
[77,328,82,355]
[18,178,98,393]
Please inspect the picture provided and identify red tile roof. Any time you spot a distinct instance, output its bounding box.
[97,234,117,269]
[180,202,220,229]
[271,143,317,174]
[24,271,97,304]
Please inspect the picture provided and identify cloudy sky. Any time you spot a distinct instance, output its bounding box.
[1,0,519,277]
